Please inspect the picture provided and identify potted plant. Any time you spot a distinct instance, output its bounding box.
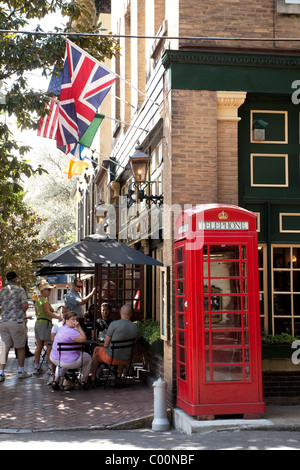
[261,333,299,359]
[134,319,163,354]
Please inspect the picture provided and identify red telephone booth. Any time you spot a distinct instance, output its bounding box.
[175,204,265,418]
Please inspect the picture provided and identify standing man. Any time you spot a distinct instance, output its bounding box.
[64,278,95,328]
[0,272,32,382]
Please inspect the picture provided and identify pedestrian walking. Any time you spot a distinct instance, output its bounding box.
[34,280,62,375]
[0,339,6,365]
[0,272,32,381]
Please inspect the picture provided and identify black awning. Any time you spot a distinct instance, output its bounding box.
[34,234,163,275]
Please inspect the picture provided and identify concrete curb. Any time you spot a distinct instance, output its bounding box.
[0,410,173,435]
[0,416,155,435]
[173,408,276,435]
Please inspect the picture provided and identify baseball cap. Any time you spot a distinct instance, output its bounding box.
[6,272,18,281]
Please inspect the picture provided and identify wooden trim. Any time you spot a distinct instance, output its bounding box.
[250,153,289,187]
[250,110,288,144]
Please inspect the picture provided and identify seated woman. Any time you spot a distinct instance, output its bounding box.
[50,311,92,390]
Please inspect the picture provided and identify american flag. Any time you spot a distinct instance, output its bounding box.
[56,40,116,153]
[37,70,61,140]
[37,97,59,139]
[48,71,62,96]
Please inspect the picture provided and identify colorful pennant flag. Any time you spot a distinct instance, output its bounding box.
[64,153,89,179]
[79,113,105,148]
[70,143,87,160]
[56,40,116,152]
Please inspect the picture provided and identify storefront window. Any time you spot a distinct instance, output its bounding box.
[94,264,144,322]
[272,245,300,336]
[258,245,268,334]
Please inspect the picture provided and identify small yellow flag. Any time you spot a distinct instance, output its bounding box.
[64,156,89,179]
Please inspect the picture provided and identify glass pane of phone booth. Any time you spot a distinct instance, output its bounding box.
[175,245,187,383]
[203,244,250,383]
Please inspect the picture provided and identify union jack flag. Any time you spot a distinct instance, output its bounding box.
[56,40,116,153]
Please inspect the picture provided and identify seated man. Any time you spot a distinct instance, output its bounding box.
[91,304,138,383]
[96,302,114,340]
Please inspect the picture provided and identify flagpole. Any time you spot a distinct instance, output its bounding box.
[91,150,125,170]
[66,38,160,107]
[84,155,118,177]
[101,114,149,133]
[98,152,125,169]
[109,92,135,109]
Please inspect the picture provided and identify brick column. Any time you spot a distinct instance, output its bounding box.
[163,88,218,405]
[217,91,247,205]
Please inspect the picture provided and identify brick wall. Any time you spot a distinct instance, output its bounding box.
[178,0,300,50]
[163,88,220,405]
[167,89,218,207]
[155,0,165,34]
[263,372,300,404]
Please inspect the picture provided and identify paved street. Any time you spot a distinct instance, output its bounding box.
[1,428,300,450]
[0,315,154,431]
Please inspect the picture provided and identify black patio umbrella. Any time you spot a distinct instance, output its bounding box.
[33,234,163,275]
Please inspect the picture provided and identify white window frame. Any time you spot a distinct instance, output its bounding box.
[277,0,300,13]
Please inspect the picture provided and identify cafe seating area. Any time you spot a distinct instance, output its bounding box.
[0,316,154,432]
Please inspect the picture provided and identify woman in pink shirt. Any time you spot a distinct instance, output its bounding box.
[50,311,92,390]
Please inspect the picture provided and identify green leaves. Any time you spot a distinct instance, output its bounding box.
[134,320,161,345]
[0,0,120,288]
[0,0,120,131]
[0,206,60,287]
[0,122,46,219]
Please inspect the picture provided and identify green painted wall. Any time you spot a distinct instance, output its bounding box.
[163,50,300,95]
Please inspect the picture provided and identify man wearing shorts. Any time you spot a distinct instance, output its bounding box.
[0,272,32,382]
[91,304,139,383]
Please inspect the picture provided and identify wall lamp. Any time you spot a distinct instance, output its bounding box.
[126,144,164,208]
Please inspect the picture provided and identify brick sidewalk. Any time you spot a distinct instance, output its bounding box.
[0,317,154,432]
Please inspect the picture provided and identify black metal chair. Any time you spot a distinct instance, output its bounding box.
[57,342,86,391]
[40,340,53,369]
[102,338,136,389]
[39,344,47,368]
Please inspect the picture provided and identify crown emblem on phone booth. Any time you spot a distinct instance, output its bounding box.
[218,211,229,220]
